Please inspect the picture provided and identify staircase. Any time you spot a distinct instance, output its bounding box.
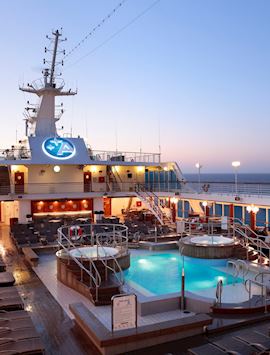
[135,184,172,225]
[108,166,122,192]
[231,218,270,265]
[57,227,126,306]
[233,243,259,262]
[59,258,121,306]
[0,167,11,195]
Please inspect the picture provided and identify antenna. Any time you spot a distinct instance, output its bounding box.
[50,30,61,85]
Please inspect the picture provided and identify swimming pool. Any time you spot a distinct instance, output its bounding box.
[123,252,241,296]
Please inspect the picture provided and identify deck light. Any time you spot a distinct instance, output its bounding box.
[247,205,259,214]
[90,166,97,173]
[53,165,61,173]
[202,201,208,207]
[137,166,144,173]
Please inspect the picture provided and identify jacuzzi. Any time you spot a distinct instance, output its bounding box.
[69,246,119,259]
[190,235,234,246]
[180,235,237,259]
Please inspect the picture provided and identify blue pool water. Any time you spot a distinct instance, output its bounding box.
[124,253,241,296]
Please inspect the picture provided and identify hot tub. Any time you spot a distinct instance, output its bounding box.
[190,235,234,246]
[180,235,238,259]
[69,246,118,259]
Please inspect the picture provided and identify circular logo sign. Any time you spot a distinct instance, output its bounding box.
[42,137,76,160]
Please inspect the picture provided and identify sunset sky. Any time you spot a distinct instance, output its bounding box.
[0,0,269,173]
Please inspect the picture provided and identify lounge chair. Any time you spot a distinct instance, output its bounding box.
[234,332,270,352]
[0,337,44,354]
[188,343,227,355]
[0,273,15,287]
[212,336,262,354]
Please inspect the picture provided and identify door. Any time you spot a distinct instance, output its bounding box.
[103,197,111,217]
[14,172,24,194]
[84,172,92,192]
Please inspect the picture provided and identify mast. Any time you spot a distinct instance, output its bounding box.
[50,30,60,86]
[19,29,77,137]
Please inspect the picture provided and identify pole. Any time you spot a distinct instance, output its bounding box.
[181,263,185,310]
[234,167,238,195]
[50,30,61,86]
[198,167,201,192]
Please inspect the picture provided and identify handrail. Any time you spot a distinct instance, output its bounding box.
[57,228,101,301]
[135,183,164,224]
[255,271,270,284]
[233,225,270,263]
[236,259,249,281]
[227,260,239,283]
[245,278,268,313]
[58,223,129,299]
[95,232,125,287]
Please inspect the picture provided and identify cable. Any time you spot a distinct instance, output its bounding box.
[64,0,128,60]
[66,0,162,69]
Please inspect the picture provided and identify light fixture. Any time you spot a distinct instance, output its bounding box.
[202,201,208,207]
[163,166,168,171]
[53,165,61,173]
[11,165,18,172]
[247,204,259,214]
[137,166,144,172]
[232,161,240,168]
[195,162,202,169]
[171,197,178,204]
[90,166,97,173]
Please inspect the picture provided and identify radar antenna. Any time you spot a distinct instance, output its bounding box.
[19,29,76,137]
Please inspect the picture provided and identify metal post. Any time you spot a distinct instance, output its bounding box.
[80,256,83,282]
[181,267,185,310]
[234,167,238,195]
[248,280,251,307]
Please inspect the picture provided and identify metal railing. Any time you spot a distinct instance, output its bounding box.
[179,216,270,265]
[135,184,164,224]
[245,278,269,313]
[0,148,31,160]
[227,260,239,283]
[6,181,181,195]
[255,271,270,284]
[89,150,161,163]
[58,223,129,297]
[95,231,127,287]
[58,227,101,301]
[182,181,270,198]
[231,217,270,263]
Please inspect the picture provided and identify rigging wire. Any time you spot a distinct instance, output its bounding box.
[64,0,128,60]
[66,0,161,69]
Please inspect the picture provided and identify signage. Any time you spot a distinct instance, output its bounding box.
[221,216,228,230]
[42,137,76,160]
[111,294,137,332]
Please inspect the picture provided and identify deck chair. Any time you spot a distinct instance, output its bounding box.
[234,333,270,352]
[0,297,24,311]
[211,336,262,354]
[188,343,227,355]
[0,273,15,287]
[0,337,44,354]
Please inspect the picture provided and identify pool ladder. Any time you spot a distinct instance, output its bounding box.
[227,259,249,283]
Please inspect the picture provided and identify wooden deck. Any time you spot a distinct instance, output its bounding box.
[0,225,97,355]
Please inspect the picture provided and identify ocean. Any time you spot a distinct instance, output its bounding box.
[184,174,270,184]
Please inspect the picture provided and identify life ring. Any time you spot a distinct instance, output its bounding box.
[69,225,82,240]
